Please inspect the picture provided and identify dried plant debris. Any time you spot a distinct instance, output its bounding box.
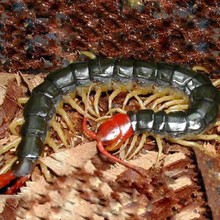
[0,77,23,138]
[0,142,211,220]
[19,73,44,93]
[0,0,219,73]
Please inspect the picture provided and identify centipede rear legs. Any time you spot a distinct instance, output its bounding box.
[0,172,28,194]
[0,158,36,194]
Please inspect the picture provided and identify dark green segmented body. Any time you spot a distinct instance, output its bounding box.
[13,58,220,177]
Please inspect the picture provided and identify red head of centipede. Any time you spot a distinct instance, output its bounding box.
[83,113,134,151]
[96,113,134,151]
[83,113,143,173]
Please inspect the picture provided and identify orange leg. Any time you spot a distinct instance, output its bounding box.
[0,171,29,194]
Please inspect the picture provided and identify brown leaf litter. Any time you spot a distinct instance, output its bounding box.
[0,141,211,220]
[0,77,23,138]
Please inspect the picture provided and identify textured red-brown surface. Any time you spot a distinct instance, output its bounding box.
[0,0,219,73]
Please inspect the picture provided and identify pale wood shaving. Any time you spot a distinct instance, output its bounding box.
[164,152,187,166]
[0,197,6,212]
[168,176,192,191]
[19,73,45,92]
[40,141,97,176]
[173,203,204,220]
[0,85,7,106]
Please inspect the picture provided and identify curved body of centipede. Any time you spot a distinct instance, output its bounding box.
[0,57,219,194]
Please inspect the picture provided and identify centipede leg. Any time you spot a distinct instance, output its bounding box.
[151,95,179,110]
[168,138,215,157]
[56,102,75,132]
[122,89,148,109]
[45,135,60,152]
[186,134,220,142]
[167,104,188,112]
[0,157,17,174]
[154,135,163,168]
[106,108,126,116]
[93,87,102,117]
[192,66,209,74]
[116,138,130,160]
[0,137,21,155]
[0,171,29,194]
[81,88,99,117]
[17,97,29,107]
[124,134,138,159]
[63,95,96,121]
[144,91,166,107]
[158,99,187,111]
[50,119,68,148]
[127,133,148,160]
[9,118,25,135]
[108,88,122,112]
[213,79,220,87]
[39,161,53,182]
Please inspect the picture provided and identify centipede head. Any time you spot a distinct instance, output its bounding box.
[96,113,134,151]
[83,113,134,151]
[83,114,146,177]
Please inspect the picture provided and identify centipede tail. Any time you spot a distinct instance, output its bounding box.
[0,57,219,194]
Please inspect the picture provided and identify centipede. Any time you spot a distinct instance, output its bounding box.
[0,57,219,194]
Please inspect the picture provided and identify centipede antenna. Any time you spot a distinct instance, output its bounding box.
[97,140,145,177]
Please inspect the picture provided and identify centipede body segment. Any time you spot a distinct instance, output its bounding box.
[0,57,219,194]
